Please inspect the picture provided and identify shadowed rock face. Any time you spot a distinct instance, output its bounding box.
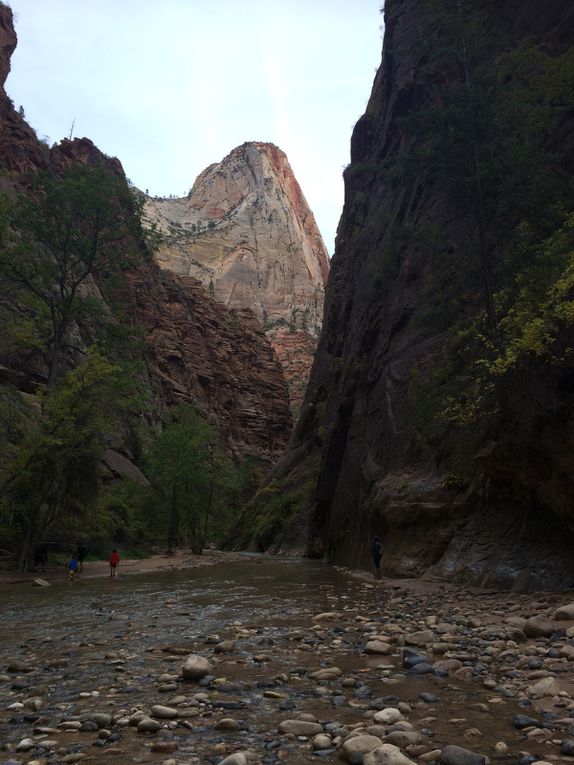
[0,3,292,464]
[145,142,330,409]
[271,0,574,588]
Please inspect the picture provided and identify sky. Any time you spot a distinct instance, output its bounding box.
[5,1,383,255]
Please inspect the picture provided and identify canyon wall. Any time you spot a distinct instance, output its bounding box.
[0,3,291,464]
[145,142,330,409]
[263,0,574,588]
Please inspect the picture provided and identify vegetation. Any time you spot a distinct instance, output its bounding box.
[0,162,250,569]
[375,0,574,467]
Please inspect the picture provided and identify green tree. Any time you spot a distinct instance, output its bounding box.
[0,163,147,390]
[146,404,239,554]
[1,348,128,569]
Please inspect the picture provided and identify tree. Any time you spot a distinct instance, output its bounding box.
[146,404,239,554]
[0,163,147,390]
[1,348,127,569]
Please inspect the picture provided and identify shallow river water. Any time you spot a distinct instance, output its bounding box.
[1,558,574,765]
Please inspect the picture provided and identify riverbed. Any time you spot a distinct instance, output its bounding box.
[1,558,574,764]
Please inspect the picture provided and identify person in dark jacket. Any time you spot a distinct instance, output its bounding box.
[371,536,383,574]
[75,542,88,573]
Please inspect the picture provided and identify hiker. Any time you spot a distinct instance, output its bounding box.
[33,543,48,571]
[76,542,88,573]
[371,535,383,574]
[109,549,120,577]
[68,554,79,580]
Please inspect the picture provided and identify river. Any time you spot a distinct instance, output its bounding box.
[1,557,573,764]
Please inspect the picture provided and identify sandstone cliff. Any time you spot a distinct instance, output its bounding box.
[255,0,574,588]
[145,142,330,409]
[0,3,291,464]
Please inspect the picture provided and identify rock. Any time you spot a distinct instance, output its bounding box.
[150,705,179,719]
[438,744,487,765]
[513,714,541,729]
[342,735,384,759]
[365,640,392,655]
[523,616,555,638]
[402,649,427,669]
[384,731,423,747]
[561,740,574,756]
[555,603,574,620]
[363,743,418,765]
[218,754,249,765]
[528,676,561,698]
[215,717,240,730]
[310,666,342,681]
[278,719,323,736]
[32,578,50,587]
[137,717,162,732]
[146,142,329,410]
[182,654,213,681]
[214,640,236,653]
[92,713,112,728]
[313,733,333,750]
[373,708,402,725]
[405,630,434,646]
[15,739,34,752]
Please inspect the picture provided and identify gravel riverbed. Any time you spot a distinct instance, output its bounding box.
[2,559,574,765]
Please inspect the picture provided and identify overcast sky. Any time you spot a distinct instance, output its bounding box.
[5,1,383,254]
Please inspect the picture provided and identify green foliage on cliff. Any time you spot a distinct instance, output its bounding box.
[392,1,574,462]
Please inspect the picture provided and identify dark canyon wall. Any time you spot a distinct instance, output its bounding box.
[263,0,574,588]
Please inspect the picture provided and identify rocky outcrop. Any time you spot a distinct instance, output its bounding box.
[145,142,329,408]
[0,3,291,464]
[264,0,574,587]
[119,267,292,462]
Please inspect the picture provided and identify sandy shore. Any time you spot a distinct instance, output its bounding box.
[0,548,248,586]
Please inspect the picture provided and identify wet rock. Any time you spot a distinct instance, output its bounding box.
[215,717,240,730]
[409,662,434,674]
[182,655,213,681]
[513,714,541,729]
[437,744,487,765]
[278,719,323,736]
[365,640,392,655]
[278,699,296,711]
[342,735,383,760]
[363,743,417,765]
[214,641,236,654]
[32,579,50,587]
[523,616,555,638]
[384,731,423,748]
[310,667,342,681]
[79,720,99,731]
[150,705,179,719]
[137,717,162,732]
[402,649,427,669]
[15,739,34,752]
[419,693,438,703]
[561,740,574,755]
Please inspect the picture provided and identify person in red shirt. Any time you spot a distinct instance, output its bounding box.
[109,549,120,577]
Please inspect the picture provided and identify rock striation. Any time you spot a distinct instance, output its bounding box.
[260,0,574,586]
[145,142,330,409]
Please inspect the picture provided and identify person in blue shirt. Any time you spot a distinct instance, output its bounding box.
[68,555,79,580]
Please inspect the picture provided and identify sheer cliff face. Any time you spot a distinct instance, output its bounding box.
[145,142,330,408]
[280,0,574,588]
[0,5,291,463]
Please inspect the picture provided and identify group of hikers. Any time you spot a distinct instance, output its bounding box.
[33,542,120,579]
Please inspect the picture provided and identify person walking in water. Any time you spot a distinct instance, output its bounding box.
[371,536,383,576]
[109,549,120,577]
